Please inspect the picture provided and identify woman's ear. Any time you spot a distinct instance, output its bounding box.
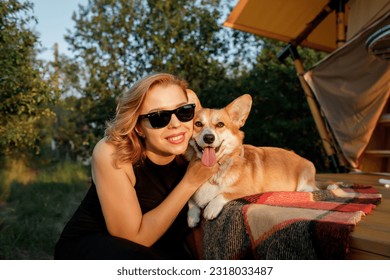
[134,124,145,138]
[186,89,202,112]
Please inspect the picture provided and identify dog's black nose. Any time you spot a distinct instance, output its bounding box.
[203,134,215,144]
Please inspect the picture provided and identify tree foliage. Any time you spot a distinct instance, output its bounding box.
[67,0,231,90]
[0,0,55,155]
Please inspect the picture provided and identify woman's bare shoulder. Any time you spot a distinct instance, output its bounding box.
[92,138,115,159]
[92,138,135,179]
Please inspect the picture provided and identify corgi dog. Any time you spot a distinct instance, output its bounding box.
[185,93,318,228]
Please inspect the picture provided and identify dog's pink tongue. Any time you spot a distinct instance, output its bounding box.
[201,147,217,167]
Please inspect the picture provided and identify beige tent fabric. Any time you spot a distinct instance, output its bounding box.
[347,0,390,40]
[304,13,390,169]
[224,0,341,52]
[224,0,389,52]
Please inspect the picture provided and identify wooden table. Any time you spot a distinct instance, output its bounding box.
[316,173,390,259]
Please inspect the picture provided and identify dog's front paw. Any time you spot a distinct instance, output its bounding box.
[327,183,340,190]
[203,196,228,220]
[187,205,201,228]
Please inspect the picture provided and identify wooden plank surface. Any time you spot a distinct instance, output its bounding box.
[316,173,390,259]
[364,150,390,157]
[378,113,390,125]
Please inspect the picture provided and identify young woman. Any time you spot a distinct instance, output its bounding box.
[54,73,218,259]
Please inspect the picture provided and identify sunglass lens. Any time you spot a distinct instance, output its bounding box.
[159,112,173,127]
[177,105,194,122]
[148,112,170,128]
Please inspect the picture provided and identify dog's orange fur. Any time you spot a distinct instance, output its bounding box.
[220,145,316,200]
[185,93,317,227]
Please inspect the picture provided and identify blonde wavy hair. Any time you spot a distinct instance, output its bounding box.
[105,73,189,167]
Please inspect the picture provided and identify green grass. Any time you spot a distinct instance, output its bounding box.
[0,160,90,259]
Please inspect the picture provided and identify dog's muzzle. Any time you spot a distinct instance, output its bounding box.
[194,139,223,154]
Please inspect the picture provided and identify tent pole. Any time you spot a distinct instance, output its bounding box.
[275,0,350,172]
[282,45,342,172]
[336,0,347,47]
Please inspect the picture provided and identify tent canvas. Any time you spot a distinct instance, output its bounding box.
[304,13,390,168]
[224,0,390,171]
[224,0,350,52]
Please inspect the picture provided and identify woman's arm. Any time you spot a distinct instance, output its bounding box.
[91,139,217,247]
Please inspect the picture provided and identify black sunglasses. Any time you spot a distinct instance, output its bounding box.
[138,103,196,129]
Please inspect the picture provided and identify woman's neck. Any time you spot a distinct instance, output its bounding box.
[145,151,176,165]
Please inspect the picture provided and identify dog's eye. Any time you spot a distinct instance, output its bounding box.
[216,122,224,128]
[194,121,203,127]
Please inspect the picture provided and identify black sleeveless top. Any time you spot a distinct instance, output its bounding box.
[56,156,190,258]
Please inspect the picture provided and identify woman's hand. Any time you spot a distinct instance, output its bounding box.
[182,158,219,189]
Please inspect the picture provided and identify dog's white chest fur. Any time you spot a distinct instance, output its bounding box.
[187,160,237,228]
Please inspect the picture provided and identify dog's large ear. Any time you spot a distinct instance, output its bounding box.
[225,94,252,128]
[186,89,202,112]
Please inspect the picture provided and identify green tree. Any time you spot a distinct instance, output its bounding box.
[0,0,55,156]
[42,53,93,162]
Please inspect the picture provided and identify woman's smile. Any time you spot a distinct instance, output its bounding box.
[166,132,186,144]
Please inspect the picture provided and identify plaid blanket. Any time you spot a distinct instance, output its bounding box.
[201,185,382,259]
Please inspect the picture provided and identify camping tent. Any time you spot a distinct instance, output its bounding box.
[224,0,390,172]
